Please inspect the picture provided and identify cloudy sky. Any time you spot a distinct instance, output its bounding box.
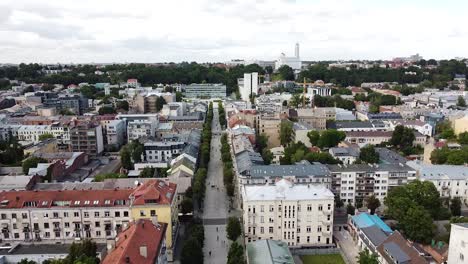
[1,0,467,63]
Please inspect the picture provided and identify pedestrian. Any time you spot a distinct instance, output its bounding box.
[217,235,219,241]
[216,227,218,232]
[209,251,211,256]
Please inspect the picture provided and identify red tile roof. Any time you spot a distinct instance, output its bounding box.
[102,219,167,264]
[131,180,176,206]
[0,189,133,209]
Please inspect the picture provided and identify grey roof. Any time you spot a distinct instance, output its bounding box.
[236,150,264,175]
[407,161,468,180]
[0,243,106,255]
[329,147,360,157]
[375,148,406,164]
[335,121,374,129]
[360,225,389,247]
[327,163,415,173]
[383,242,411,264]
[367,112,402,119]
[246,240,294,264]
[250,164,331,178]
[292,122,313,130]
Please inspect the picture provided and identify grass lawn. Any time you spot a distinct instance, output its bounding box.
[301,254,345,264]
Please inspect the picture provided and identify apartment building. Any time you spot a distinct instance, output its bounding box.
[104,119,125,148]
[0,179,178,261]
[183,83,226,98]
[242,179,334,247]
[447,223,468,264]
[144,141,185,163]
[256,114,281,148]
[408,161,468,203]
[327,163,417,205]
[344,131,426,148]
[127,119,158,141]
[70,121,104,157]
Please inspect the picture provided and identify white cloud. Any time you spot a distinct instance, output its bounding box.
[0,0,468,63]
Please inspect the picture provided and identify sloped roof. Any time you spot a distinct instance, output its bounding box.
[130,180,176,206]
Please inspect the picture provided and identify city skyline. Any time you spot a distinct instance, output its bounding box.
[1,0,468,63]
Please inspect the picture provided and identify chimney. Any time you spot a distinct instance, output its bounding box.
[139,245,148,258]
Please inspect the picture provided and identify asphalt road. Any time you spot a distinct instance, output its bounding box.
[203,106,230,264]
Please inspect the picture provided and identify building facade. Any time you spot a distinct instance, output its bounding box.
[242,179,334,247]
[183,83,227,98]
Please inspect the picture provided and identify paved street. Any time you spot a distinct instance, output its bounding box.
[203,105,230,264]
[334,229,358,264]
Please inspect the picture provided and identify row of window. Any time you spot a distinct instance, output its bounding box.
[0,210,129,220]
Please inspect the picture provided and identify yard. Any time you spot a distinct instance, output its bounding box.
[301,254,346,264]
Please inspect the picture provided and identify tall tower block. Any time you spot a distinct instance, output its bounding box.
[295,43,300,58]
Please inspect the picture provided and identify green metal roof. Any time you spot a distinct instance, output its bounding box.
[246,240,294,264]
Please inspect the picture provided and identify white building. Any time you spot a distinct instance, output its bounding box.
[447,223,468,264]
[239,72,259,103]
[144,141,185,163]
[408,161,468,204]
[127,120,158,141]
[105,120,125,147]
[275,43,302,71]
[242,179,334,247]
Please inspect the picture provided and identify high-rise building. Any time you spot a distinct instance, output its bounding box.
[239,72,259,103]
[275,44,302,71]
[70,121,104,157]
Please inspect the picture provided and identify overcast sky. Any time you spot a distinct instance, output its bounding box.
[1,0,467,63]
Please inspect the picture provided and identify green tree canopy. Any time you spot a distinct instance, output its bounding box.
[280,120,293,146]
[226,217,241,241]
[359,145,380,164]
[39,133,54,141]
[277,65,295,80]
[22,156,47,174]
[357,249,378,264]
[227,241,246,264]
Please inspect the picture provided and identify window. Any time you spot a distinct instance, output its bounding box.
[151,210,156,216]
[317,226,322,232]
[318,236,321,242]
[93,200,99,205]
[74,201,80,205]
[318,205,323,211]
[269,206,274,212]
[84,212,89,218]
[53,212,59,218]
[460,253,464,261]
[260,216,264,223]
[94,212,99,217]
[12,213,16,219]
[307,205,312,211]
[44,223,50,229]
[306,226,311,233]
[55,231,60,237]
[260,227,264,234]
[260,205,264,212]
[104,211,110,217]
[307,236,310,243]
[327,204,331,210]
[115,211,120,217]
[95,222,100,227]
[327,215,331,221]
[65,223,70,228]
[269,227,274,233]
[22,213,28,219]
[84,200,90,205]
[45,232,50,238]
[64,212,68,217]
[123,211,129,217]
[140,210,146,217]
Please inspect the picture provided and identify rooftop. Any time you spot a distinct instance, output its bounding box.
[102,219,167,264]
[250,164,331,178]
[351,212,393,233]
[246,240,294,264]
[407,161,468,180]
[377,231,429,264]
[243,179,334,201]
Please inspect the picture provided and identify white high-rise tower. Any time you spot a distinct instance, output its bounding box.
[295,43,300,58]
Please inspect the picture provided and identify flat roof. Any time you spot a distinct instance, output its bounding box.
[246,240,294,264]
[243,179,334,201]
[250,164,330,178]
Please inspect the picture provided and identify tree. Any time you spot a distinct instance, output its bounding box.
[335,194,344,208]
[120,145,132,170]
[289,94,301,108]
[22,156,47,174]
[98,106,116,115]
[365,195,381,215]
[450,197,462,216]
[457,95,466,107]
[18,259,37,264]
[155,96,167,112]
[359,145,379,164]
[176,91,183,102]
[116,100,129,111]
[261,149,273,165]
[180,198,193,215]
[265,66,273,74]
[317,130,346,149]
[227,241,245,264]
[307,131,320,146]
[226,217,241,241]
[458,132,468,144]
[280,120,293,146]
[399,204,434,243]
[277,65,294,80]
[347,203,356,215]
[390,125,415,149]
[357,249,378,264]
[38,133,54,141]
[66,239,99,264]
[139,167,155,178]
[131,141,144,163]
[93,173,126,182]
[181,238,203,264]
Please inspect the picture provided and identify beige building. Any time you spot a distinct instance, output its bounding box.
[453,115,468,135]
[242,179,334,247]
[256,114,281,148]
[135,93,175,113]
